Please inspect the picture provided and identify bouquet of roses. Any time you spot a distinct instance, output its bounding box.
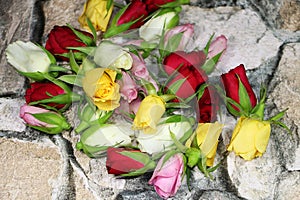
[5,0,290,199]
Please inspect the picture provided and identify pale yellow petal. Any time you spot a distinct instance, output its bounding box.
[255,121,271,153]
[199,122,223,156]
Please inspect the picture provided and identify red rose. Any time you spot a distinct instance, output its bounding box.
[164,51,208,99]
[45,25,93,61]
[197,86,220,123]
[221,64,257,111]
[145,0,176,13]
[117,0,149,29]
[165,65,208,99]
[163,51,206,75]
[106,147,145,175]
[25,82,66,109]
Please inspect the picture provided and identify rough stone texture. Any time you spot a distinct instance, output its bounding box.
[0,137,62,199]
[0,98,26,133]
[181,6,282,74]
[269,43,300,171]
[1,0,300,200]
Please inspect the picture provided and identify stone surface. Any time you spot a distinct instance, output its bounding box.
[279,0,300,31]
[181,6,282,75]
[269,43,300,171]
[0,137,62,199]
[0,98,26,133]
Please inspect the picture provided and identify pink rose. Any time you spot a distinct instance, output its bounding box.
[130,53,149,79]
[20,105,51,127]
[164,24,194,51]
[118,71,138,103]
[207,35,227,60]
[149,153,184,199]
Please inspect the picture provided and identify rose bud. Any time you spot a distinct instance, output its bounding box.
[133,95,166,134]
[82,68,121,111]
[221,64,257,116]
[139,10,179,42]
[45,25,93,61]
[149,153,185,199]
[164,23,194,51]
[117,0,148,29]
[76,123,132,157]
[207,34,227,60]
[197,85,220,123]
[6,41,52,81]
[25,82,68,109]
[145,0,176,13]
[165,65,208,99]
[20,104,70,134]
[106,147,155,176]
[163,50,206,75]
[78,0,113,32]
[118,71,138,103]
[227,117,271,160]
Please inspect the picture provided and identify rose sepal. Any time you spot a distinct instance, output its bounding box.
[66,23,96,46]
[29,112,70,134]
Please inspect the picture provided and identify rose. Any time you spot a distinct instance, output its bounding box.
[78,0,113,32]
[227,117,271,160]
[193,122,223,166]
[163,50,206,75]
[164,24,194,51]
[106,147,146,175]
[6,41,51,80]
[117,0,148,29]
[137,119,191,154]
[149,153,184,199]
[25,82,66,109]
[133,95,165,133]
[139,10,179,42]
[197,85,220,123]
[221,64,257,115]
[45,25,93,61]
[207,34,227,60]
[76,123,133,156]
[93,41,133,70]
[82,68,120,111]
[145,0,176,13]
[118,71,138,103]
[20,104,70,134]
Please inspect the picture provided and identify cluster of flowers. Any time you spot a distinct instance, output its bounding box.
[6,0,290,199]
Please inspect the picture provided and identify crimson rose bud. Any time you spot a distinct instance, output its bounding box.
[117,0,148,29]
[106,147,145,175]
[163,51,206,75]
[45,25,93,61]
[197,86,220,123]
[221,64,257,111]
[25,82,66,109]
[145,0,176,13]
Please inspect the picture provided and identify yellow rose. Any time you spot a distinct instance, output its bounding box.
[78,0,113,32]
[133,95,165,134]
[82,68,120,111]
[227,117,271,160]
[193,122,223,166]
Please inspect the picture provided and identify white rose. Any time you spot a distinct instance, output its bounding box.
[6,41,51,73]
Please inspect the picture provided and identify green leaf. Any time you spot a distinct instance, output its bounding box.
[35,43,57,64]
[167,78,186,94]
[165,102,190,109]
[58,75,77,85]
[165,33,183,53]
[48,64,69,72]
[201,51,222,74]
[170,131,188,153]
[237,77,252,114]
[86,18,97,43]
[203,33,215,55]
[67,47,95,55]
[69,51,80,73]
[271,120,292,134]
[269,109,288,121]
[67,23,95,46]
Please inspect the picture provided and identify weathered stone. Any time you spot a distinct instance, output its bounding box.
[0,98,26,133]
[180,6,282,75]
[269,43,300,171]
[279,0,300,31]
[276,171,300,200]
[0,137,62,199]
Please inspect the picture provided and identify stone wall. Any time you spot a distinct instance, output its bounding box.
[0,0,300,199]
